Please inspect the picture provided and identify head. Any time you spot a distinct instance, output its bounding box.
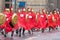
[31,8,34,12]
[40,10,42,14]
[54,10,57,13]
[27,8,31,12]
[5,8,10,12]
[46,11,49,14]
[22,7,26,11]
[42,9,46,13]
[36,12,40,15]
[57,11,59,14]
[50,11,52,14]
[54,10,57,14]
[11,8,13,11]
[18,9,20,13]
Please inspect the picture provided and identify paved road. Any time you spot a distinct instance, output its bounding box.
[0,28,60,40]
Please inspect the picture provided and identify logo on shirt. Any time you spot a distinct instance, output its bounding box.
[20,14,24,17]
[29,16,32,18]
[48,15,50,16]
[41,15,44,18]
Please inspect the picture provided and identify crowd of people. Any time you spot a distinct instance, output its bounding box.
[0,7,60,38]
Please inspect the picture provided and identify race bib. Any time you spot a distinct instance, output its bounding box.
[20,14,24,17]
[41,15,44,17]
[29,16,32,18]
[48,15,50,16]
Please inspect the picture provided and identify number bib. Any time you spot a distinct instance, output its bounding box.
[28,16,32,18]
[20,14,24,17]
[41,15,44,18]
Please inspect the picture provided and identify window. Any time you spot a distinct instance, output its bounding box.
[11,0,12,1]
[5,4,10,8]
[5,0,10,2]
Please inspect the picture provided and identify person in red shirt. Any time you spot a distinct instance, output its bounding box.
[35,11,41,30]
[17,9,21,37]
[26,8,36,34]
[3,8,13,37]
[4,13,18,38]
[30,8,36,31]
[38,9,47,33]
[57,11,60,27]
[4,8,12,23]
[3,8,17,38]
[17,7,27,36]
[47,11,54,32]
[53,10,59,29]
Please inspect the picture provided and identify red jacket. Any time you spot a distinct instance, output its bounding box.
[3,11,13,33]
[26,11,36,30]
[4,11,12,23]
[47,14,53,27]
[47,14,57,28]
[58,14,60,26]
[17,11,26,28]
[37,13,47,29]
[54,13,59,26]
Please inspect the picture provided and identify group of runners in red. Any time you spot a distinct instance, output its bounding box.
[0,7,60,38]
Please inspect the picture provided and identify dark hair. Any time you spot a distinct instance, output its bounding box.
[52,9,56,14]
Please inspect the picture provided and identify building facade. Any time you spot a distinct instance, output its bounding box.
[0,0,59,12]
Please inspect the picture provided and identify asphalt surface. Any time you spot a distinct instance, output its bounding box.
[0,28,60,40]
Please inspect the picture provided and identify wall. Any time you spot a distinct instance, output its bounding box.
[0,0,5,12]
[0,0,58,12]
[16,0,48,11]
